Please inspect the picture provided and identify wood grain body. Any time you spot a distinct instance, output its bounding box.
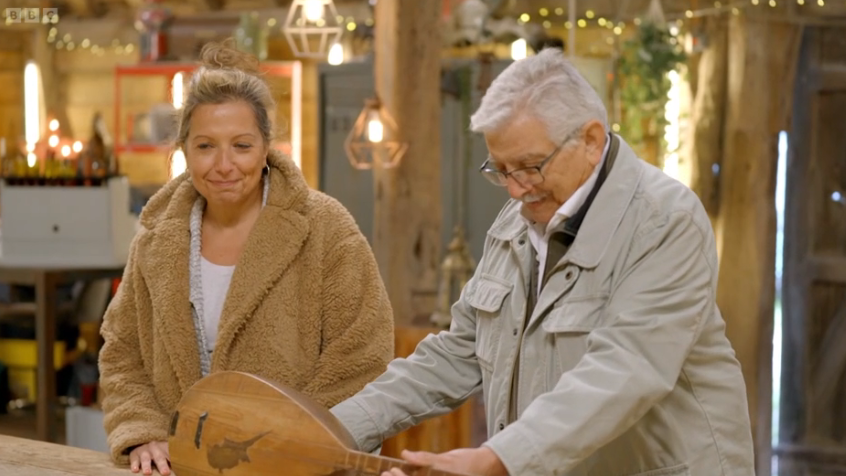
[169,371,473,476]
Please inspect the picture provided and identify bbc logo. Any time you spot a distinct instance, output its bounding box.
[4,8,59,24]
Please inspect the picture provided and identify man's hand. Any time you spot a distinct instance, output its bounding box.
[129,441,170,475]
[380,447,508,476]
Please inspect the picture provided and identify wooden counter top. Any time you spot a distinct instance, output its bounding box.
[0,434,132,475]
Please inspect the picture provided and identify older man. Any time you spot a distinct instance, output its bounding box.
[330,48,755,476]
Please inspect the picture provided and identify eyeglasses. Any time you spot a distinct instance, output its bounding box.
[478,131,577,187]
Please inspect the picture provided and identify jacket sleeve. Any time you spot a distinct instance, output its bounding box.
[300,228,395,409]
[99,234,170,465]
[329,271,483,453]
[483,211,716,475]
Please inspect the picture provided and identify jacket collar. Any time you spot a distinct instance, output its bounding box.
[487,134,642,269]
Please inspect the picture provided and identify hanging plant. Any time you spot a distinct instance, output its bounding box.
[617,22,686,161]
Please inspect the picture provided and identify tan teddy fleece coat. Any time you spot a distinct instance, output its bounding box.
[99,150,395,465]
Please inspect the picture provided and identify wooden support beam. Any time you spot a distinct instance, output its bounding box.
[686,16,728,219]
[372,0,443,325]
[715,15,802,476]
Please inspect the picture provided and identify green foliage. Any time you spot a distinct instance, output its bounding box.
[617,22,687,150]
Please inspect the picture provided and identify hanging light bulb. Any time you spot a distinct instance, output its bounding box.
[511,38,527,60]
[367,117,384,143]
[283,0,343,58]
[303,0,325,22]
[327,42,344,65]
[345,96,407,170]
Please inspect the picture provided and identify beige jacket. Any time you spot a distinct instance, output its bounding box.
[99,151,394,464]
[331,135,755,475]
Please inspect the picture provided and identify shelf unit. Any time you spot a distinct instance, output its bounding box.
[113,61,302,169]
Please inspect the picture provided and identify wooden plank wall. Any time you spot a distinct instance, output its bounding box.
[0,32,25,164]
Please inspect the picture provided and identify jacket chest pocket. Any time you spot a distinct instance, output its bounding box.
[467,274,512,378]
[541,296,608,387]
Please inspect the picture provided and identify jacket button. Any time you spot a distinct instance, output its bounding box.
[565,270,574,280]
[518,239,526,245]
[498,422,505,431]
[512,328,518,336]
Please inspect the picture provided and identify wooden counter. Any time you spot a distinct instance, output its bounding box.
[0,435,132,475]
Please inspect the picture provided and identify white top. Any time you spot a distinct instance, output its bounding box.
[523,135,611,289]
[200,256,236,351]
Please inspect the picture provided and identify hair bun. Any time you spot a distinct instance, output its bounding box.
[198,38,261,75]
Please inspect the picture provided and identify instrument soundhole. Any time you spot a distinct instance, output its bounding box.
[195,412,209,449]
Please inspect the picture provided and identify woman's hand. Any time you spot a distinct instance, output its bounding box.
[129,441,170,475]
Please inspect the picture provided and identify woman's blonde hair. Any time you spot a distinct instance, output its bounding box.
[176,39,277,148]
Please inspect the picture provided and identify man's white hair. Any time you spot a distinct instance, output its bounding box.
[469,48,609,142]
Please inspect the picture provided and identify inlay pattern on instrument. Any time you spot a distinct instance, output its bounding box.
[168,371,475,476]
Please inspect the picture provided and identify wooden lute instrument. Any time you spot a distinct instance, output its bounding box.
[168,371,475,476]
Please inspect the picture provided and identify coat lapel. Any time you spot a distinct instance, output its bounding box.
[211,207,308,369]
[211,152,311,369]
[142,181,204,392]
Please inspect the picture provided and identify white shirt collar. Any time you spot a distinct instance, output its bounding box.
[522,133,611,240]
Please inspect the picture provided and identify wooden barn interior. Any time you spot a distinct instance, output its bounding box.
[0,0,844,474]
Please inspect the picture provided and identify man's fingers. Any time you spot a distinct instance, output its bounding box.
[382,470,407,476]
[400,450,437,466]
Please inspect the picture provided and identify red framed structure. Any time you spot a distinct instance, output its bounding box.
[113,61,303,168]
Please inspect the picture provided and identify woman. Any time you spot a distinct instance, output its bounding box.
[99,41,394,476]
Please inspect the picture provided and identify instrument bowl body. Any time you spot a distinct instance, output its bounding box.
[168,371,358,476]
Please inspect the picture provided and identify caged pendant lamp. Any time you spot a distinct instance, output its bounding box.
[344,96,407,170]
